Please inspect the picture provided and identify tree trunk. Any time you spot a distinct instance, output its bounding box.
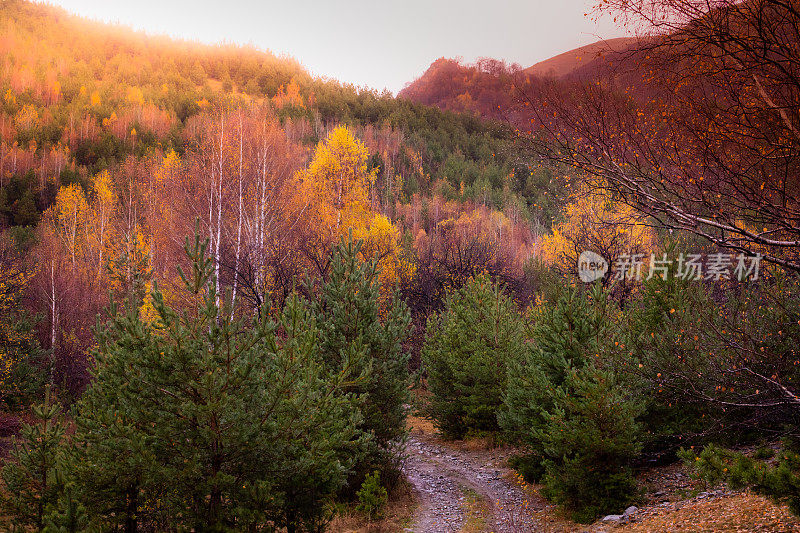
[124,486,139,533]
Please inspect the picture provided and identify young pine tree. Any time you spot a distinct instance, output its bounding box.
[70,231,360,532]
[0,386,69,531]
[622,257,715,459]
[501,284,642,523]
[313,236,412,484]
[422,274,525,439]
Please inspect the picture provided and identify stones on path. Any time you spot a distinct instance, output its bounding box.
[403,434,541,532]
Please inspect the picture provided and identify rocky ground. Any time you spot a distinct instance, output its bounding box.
[399,417,800,533]
[403,432,540,532]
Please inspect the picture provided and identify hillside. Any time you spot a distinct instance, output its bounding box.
[525,37,639,78]
[0,0,558,398]
[1,0,566,230]
[399,36,648,125]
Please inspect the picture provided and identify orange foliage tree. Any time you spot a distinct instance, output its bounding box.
[522,0,800,272]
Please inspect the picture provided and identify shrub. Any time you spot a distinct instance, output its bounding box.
[680,443,800,516]
[508,454,545,485]
[356,471,388,521]
[754,447,777,460]
[422,274,525,439]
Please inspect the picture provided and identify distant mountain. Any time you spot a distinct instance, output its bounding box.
[525,37,639,78]
[399,37,646,123]
[397,57,522,120]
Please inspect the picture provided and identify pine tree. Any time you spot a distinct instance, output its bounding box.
[42,483,89,533]
[501,284,610,455]
[70,229,360,531]
[313,235,411,484]
[422,274,525,439]
[12,188,39,226]
[1,386,68,530]
[501,284,642,522]
[623,254,714,458]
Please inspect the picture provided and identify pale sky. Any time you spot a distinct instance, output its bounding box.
[44,0,628,93]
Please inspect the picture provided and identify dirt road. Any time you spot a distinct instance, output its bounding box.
[403,433,541,532]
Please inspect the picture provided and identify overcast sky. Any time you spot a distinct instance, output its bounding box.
[44,0,628,93]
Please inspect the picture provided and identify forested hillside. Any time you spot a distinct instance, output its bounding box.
[0,0,562,223]
[2,0,800,530]
[0,0,568,394]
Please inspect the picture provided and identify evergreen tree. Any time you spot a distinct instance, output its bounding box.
[422,274,525,439]
[0,309,47,411]
[501,284,642,522]
[0,386,68,531]
[42,483,89,533]
[501,284,612,458]
[626,260,800,452]
[313,235,412,484]
[70,230,360,531]
[622,256,715,459]
[12,188,39,226]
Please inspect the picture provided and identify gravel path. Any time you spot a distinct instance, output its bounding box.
[403,433,541,532]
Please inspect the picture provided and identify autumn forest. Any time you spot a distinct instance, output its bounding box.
[1,0,800,531]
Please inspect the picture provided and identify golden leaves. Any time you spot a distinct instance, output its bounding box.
[540,189,657,275]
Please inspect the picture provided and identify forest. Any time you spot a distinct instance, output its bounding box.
[1,0,799,531]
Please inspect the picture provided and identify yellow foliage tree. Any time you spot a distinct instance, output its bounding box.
[299,127,411,290]
[50,183,90,265]
[299,126,375,236]
[90,171,116,275]
[541,190,657,278]
[352,213,416,289]
[126,86,145,106]
[13,104,38,130]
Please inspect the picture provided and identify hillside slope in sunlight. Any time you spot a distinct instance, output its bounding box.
[525,37,639,78]
[398,37,647,124]
[0,0,562,400]
[1,0,563,228]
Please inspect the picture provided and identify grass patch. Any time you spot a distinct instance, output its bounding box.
[459,487,490,533]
